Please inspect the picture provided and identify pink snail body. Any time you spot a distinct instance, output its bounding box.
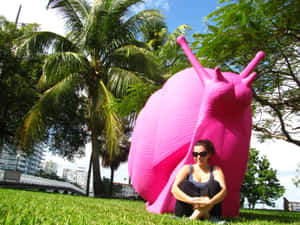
[128,36,264,216]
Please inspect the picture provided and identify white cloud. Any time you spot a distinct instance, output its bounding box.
[153,0,170,11]
[129,0,170,14]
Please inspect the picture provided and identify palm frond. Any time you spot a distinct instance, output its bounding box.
[15,103,45,151]
[99,80,123,158]
[79,1,110,51]
[71,0,91,18]
[66,0,91,43]
[16,31,75,56]
[52,35,79,52]
[156,24,192,76]
[42,73,81,106]
[124,9,164,35]
[38,52,89,90]
[47,0,89,34]
[107,67,141,97]
[139,16,167,50]
[16,73,79,150]
[110,0,143,17]
[158,25,191,62]
[112,45,163,83]
[158,24,191,59]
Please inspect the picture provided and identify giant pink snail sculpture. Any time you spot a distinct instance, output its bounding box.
[128,36,265,217]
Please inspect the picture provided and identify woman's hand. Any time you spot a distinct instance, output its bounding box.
[190,196,212,209]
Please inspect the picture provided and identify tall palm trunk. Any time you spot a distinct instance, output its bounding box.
[86,152,93,196]
[109,166,114,197]
[87,78,104,197]
[91,128,102,197]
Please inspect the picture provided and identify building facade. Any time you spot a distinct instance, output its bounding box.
[0,144,44,175]
[113,182,140,200]
[41,160,58,175]
[62,167,87,189]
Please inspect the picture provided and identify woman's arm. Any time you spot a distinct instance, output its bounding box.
[171,165,193,204]
[209,166,227,205]
[188,166,227,209]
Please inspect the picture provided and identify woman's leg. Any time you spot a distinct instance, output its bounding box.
[189,207,211,219]
[174,179,222,219]
[189,196,213,220]
[174,180,199,217]
[207,181,222,217]
[191,181,222,219]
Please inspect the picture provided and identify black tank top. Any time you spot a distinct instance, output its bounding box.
[188,165,214,188]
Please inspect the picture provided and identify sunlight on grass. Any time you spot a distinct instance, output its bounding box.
[0,188,299,224]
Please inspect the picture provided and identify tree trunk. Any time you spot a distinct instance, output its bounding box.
[240,196,245,208]
[249,202,256,209]
[91,129,102,197]
[109,166,114,197]
[86,151,93,196]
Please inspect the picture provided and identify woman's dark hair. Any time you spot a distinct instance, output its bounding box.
[194,139,215,154]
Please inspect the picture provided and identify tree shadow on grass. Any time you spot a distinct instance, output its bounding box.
[227,209,300,224]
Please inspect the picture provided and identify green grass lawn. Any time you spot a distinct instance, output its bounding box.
[0,188,299,224]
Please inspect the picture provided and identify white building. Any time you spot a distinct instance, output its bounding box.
[0,144,44,175]
[41,160,58,175]
[62,167,87,189]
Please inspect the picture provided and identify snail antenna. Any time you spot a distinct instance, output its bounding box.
[177,36,211,85]
[241,51,265,78]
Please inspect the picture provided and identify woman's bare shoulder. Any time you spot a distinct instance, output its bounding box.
[181,164,191,171]
[174,164,190,180]
[212,165,223,173]
[177,164,190,174]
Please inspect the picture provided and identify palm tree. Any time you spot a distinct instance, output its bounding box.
[100,136,129,197]
[15,0,163,197]
[115,24,192,117]
[152,24,192,78]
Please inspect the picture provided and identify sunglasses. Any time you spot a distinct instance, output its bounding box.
[192,151,209,157]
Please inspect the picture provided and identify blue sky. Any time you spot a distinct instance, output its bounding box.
[0,0,222,35]
[133,0,222,33]
[1,0,299,209]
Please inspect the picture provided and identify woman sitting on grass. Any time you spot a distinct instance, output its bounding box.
[171,139,227,220]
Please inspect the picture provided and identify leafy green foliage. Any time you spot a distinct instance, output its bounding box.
[44,93,89,160]
[114,24,192,117]
[241,148,285,209]
[101,177,123,197]
[35,169,66,181]
[113,82,160,116]
[151,24,192,78]
[139,14,167,51]
[0,18,42,146]
[0,19,86,158]
[192,0,300,146]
